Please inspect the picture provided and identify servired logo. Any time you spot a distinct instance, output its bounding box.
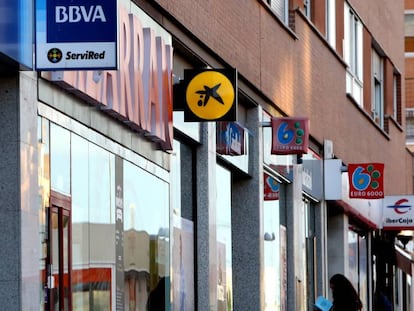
[387,198,412,215]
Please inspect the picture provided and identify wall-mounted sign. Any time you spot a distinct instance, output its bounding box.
[271,117,309,155]
[183,69,237,121]
[383,196,414,230]
[0,0,33,68]
[348,163,384,199]
[264,173,279,201]
[216,122,245,155]
[36,0,117,70]
[42,5,173,150]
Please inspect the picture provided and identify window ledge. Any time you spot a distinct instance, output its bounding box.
[346,93,390,140]
[259,0,298,40]
[295,7,347,69]
[385,114,403,133]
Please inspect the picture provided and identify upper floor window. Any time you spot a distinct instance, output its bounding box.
[405,11,414,53]
[372,49,384,128]
[393,73,402,124]
[344,3,363,105]
[326,0,336,48]
[303,0,311,19]
[266,0,288,24]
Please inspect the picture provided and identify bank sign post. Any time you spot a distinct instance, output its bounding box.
[382,196,414,230]
[35,0,117,70]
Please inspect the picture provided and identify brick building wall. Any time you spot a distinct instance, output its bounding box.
[148,0,411,193]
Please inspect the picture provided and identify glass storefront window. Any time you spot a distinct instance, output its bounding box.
[38,117,50,307]
[263,197,281,311]
[348,229,368,311]
[171,139,195,310]
[43,117,171,311]
[216,164,233,310]
[71,133,114,310]
[123,160,170,310]
[50,123,71,195]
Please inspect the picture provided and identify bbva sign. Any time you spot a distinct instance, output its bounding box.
[55,5,107,23]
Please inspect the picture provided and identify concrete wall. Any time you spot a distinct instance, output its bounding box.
[0,72,40,310]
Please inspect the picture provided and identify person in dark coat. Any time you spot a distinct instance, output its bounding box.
[147,277,166,311]
[329,274,363,311]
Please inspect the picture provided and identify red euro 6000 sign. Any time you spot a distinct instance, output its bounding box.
[271,117,309,155]
[348,163,384,199]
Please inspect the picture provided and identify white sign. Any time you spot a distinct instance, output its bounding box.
[382,196,414,230]
[35,0,117,70]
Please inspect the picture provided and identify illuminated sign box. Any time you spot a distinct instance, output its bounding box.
[35,0,117,70]
[42,5,174,150]
[271,117,309,155]
[0,0,33,68]
[216,122,246,156]
[182,69,237,122]
[382,196,414,230]
[348,163,384,199]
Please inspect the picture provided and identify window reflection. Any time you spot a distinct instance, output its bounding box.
[44,118,171,311]
[89,143,114,224]
[263,199,281,311]
[50,124,71,195]
[71,133,114,310]
[123,160,170,310]
[216,165,233,310]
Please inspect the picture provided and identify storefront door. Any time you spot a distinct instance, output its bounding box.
[45,191,72,311]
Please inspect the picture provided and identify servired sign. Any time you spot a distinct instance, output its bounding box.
[382,196,414,230]
[42,5,173,150]
[36,0,117,70]
[348,163,384,199]
[271,117,309,155]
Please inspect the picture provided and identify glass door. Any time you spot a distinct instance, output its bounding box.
[46,191,72,311]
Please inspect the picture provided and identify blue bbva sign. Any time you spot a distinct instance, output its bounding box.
[36,0,117,70]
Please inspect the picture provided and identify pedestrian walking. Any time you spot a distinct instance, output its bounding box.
[329,274,362,311]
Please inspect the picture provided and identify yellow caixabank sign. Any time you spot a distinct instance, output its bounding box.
[181,68,237,122]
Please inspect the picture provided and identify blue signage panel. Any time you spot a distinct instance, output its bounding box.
[36,0,117,70]
[0,0,33,68]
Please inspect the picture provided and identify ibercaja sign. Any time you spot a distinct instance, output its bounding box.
[382,196,414,230]
[35,0,117,70]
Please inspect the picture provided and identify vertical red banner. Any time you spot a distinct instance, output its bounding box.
[271,117,309,155]
[264,173,279,201]
[348,163,384,199]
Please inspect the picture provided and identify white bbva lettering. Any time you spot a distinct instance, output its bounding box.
[55,5,107,23]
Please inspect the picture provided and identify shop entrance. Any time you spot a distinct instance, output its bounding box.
[45,191,72,311]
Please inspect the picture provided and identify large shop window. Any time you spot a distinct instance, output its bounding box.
[348,229,368,311]
[171,139,195,310]
[263,179,285,311]
[216,164,233,310]
[40,118,170,310]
